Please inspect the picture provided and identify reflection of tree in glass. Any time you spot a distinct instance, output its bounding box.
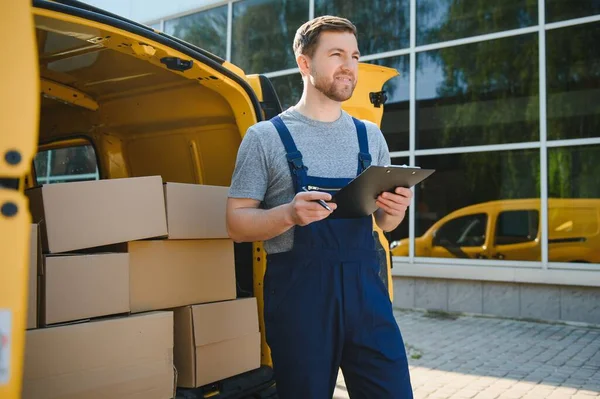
[546,23,600,142]
[165,7,228,59]
[232,0,308,74]
[417,0,537,45]
[549,146,600,199]
[420,27,539,200]
[315,0,410,55]
[546,22,599,199]
[425,33,539,148]
[546,0,600,23]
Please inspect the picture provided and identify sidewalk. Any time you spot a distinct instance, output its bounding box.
[334,309,600,399]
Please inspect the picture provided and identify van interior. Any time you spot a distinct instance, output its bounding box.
[29,6,275,397]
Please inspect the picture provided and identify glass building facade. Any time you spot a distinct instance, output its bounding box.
[150,0,600,270]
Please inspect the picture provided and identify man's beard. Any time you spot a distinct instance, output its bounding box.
[311,70,356,102]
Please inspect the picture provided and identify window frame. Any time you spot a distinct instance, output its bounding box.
[493,209,540,246]
[33,136,101,186]
[432,212,489,248]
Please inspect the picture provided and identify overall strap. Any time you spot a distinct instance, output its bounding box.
[270,115,307,192]
[353,117,372,174]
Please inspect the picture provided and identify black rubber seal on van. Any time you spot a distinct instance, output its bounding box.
[33,0,265,123]
[258,75,283,120]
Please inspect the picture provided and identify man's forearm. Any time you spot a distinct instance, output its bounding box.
[374,208,406,232]
[227,204,296,243]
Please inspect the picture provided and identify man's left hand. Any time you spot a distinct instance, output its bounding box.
[376,187,413,216]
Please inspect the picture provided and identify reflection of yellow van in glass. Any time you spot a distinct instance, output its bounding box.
[391,198,600,263]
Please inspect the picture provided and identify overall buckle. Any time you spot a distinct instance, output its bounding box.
[286,151,306,172]
[359,153,372,171]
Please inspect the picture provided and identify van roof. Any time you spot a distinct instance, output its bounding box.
[33,0,263,119]
[452,198,600,214]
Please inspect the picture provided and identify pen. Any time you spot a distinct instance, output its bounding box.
[302,187,333,212]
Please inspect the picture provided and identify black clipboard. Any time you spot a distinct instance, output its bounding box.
[329,165,435,219]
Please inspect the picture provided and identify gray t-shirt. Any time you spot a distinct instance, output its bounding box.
[228,108,391,254]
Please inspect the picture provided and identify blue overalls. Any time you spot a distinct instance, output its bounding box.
[263,115,414,398]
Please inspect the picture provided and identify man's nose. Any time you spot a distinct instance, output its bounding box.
[341,56,355,72]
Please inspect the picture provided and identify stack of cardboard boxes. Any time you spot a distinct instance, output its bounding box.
[23,176,261,399]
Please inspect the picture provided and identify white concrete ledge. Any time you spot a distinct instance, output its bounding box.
[391,260,600,288]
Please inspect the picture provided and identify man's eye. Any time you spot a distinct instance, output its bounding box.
[353,56,359,60]
[331,53,340,56]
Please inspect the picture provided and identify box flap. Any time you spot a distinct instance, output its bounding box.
[43,253,130,325]
[173,306,196,387]
[164,182,229,239]
[23,312,174,399]
[191,298,258,347]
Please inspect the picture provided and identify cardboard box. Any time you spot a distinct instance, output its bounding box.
[129,239,236,313]
[23,311,174,399]
[26,176,168,253]
[42,253,130,325]
[27,224,42,329]
[164,182,229,239]
[174,298,260,388]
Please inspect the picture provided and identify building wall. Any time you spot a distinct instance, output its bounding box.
[393,276,600,325]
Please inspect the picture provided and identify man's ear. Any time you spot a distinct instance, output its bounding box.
[297,53,310,76]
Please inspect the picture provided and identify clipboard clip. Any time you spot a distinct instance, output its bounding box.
[396,164,421,169]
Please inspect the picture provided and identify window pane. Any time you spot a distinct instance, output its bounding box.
[547,22,600,141]
[546,0,600,23]
[409,149,541,261]
[434,213,488,247]
[270,73,303,110]
[164,6,228,59]
[34,145,99,185]
[370,56,410,152]
[417,0,537,46]
[495,210,539,245]
[548,145,600,264]
[315,0,410,54]
[416,33,539,149]
[387,157,410,252]
[232,0,309,74]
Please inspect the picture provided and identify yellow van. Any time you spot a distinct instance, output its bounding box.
[1,1,398,398]
[391,198,600,263]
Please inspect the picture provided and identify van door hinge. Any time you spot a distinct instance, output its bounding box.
[369,91,388,108]
[0,179,19,190]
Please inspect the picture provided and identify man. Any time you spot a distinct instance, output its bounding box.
[226,15,414,399]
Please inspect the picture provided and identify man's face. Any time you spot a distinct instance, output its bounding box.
[306,31,360,102]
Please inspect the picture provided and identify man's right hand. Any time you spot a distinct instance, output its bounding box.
[288,191,337,226]
[226,192,337,243]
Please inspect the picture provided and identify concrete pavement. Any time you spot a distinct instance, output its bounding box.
[333,309,600,398]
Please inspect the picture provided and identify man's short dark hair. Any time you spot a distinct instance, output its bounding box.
[293,16,357,58]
